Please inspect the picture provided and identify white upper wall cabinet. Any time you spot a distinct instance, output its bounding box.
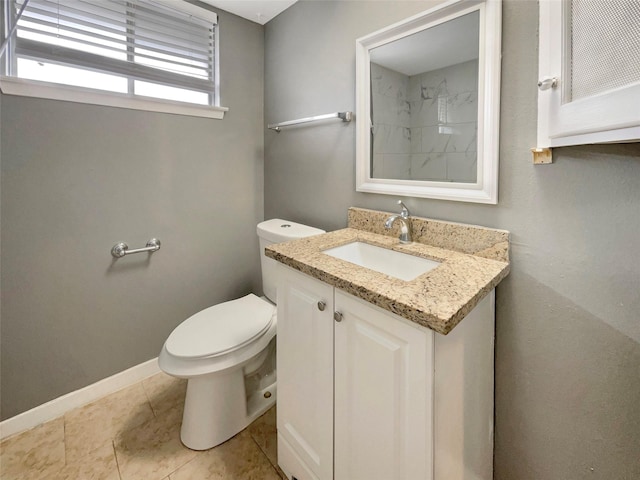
[537,0,640,147]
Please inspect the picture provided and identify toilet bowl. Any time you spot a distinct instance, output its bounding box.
[158,219,324,450]
[159,294,277,450]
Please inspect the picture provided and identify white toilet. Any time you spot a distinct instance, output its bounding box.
[158,219,324,450]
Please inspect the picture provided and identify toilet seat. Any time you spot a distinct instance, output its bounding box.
[165,294,275,360]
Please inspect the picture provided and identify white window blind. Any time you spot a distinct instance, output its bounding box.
[5,0,220,108]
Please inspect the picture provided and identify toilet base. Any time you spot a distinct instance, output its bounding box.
[180,365,277,450]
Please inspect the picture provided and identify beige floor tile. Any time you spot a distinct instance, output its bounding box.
[0,417,65,480]
[142,372,187,416]
[247,406,278,468]
[65,383,155,463]
[2,384,283,480]
[52,441,120,480]
[169,430,281,480]
[114,405,197,480]
[277,465,288,479]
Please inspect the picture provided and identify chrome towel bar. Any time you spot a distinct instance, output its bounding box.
[268,111,353,132]
[111,238,161,258]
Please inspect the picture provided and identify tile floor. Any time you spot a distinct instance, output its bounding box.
[0,373,285,480]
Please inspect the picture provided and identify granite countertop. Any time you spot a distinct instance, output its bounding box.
[265,207,510,335]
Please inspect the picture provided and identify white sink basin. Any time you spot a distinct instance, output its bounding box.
[322,241,440,281]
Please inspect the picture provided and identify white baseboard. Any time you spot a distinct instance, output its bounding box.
[0,358,161,441]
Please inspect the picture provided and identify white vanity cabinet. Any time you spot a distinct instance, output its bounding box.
[277,267,334,480]
[277,265,495,480]
[334,289,433,480]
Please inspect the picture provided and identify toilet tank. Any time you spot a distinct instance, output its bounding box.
[257,219,325,303]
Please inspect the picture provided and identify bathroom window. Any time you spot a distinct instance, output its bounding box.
[1,0,227,119]
[537,0,640,147]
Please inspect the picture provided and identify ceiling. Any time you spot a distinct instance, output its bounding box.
[370,11,479,76]
[199,0,298,25]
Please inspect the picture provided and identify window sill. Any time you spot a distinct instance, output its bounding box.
[0,77,228,120]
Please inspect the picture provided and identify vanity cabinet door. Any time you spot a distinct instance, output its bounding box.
[277,266,334,480]
[334,291,435,480]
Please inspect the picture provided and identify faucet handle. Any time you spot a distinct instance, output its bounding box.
[397,200,410,218]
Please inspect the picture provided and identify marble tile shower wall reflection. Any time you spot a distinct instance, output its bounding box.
[371,63,411,179]
[371,60,478,183]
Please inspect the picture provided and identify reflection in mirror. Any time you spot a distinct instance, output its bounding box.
[370,11,479,183]
[356,0,502,204]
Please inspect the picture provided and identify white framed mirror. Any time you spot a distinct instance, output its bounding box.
[355,0,502,204]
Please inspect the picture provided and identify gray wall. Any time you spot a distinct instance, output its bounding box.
[264,1,640,479]
[0,10,265,419]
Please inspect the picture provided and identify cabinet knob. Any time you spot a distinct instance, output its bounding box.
[537,76,558,91]
[334,311,343,322]
[317,301,326,311]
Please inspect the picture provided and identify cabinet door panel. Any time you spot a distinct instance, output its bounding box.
[277,267,334,480]
[334,291,434,480]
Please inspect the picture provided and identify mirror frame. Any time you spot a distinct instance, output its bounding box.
[355,0,502,204]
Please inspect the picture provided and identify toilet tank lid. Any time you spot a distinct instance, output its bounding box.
[257,219,325,243]
[165,294,275,359]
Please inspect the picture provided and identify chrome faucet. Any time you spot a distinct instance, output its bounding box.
[384,200,412,244]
